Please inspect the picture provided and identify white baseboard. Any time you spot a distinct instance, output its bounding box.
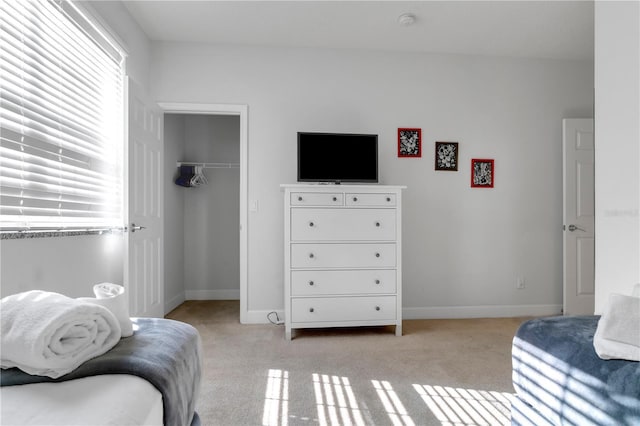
[185,289,241,300]
[402,304,562,319]
[221,304,563,325]
[242,309,285,325]
[164,293,185,315]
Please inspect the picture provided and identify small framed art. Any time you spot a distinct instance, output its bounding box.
[435,142,459,171]
[398,128,421,157]
[471,158,494,188]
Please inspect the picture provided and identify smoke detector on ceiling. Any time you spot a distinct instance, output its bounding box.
[398,13,417,26]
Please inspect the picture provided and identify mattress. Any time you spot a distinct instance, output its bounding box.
[1,374,163,425]
[512,316,640,425]
[1,317,201,426]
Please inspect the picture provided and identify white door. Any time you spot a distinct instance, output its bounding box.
[126,79,164,318]
[562,118,595,315]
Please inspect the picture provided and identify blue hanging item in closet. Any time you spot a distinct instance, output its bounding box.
[175,165,195,187]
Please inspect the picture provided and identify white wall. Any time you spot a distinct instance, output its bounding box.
[594,1,640,312]
[164,114,186,312]
[182,115,240,300]
[0,2,150,299]
[0,234,123,298]
[151,43,593,321]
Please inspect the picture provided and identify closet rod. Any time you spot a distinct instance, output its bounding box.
[177,161,240,169]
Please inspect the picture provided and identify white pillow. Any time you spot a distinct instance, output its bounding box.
[593,292,640,361]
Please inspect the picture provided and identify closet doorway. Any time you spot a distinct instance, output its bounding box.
[160,103,248,322]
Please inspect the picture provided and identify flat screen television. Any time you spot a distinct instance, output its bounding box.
[297,132,378,183]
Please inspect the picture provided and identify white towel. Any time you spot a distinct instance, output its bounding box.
[593,292,640,361]
[78,283,133,338]
[1,290,121,378]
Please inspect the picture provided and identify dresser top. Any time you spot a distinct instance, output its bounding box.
[281,183,406,191]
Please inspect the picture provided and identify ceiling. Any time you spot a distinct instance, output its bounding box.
[122,0,594,61]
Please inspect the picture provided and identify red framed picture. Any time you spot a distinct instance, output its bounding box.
[398,128,421,157]
[471,158,494,188]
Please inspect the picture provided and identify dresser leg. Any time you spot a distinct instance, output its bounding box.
[395,323,402,336]
[285,328,292,341]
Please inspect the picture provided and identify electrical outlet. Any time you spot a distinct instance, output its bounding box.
[517,276,525,289]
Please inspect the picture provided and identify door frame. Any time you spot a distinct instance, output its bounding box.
[159,102,249,323]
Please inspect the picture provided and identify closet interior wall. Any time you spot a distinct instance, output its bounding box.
[164,114,240,312]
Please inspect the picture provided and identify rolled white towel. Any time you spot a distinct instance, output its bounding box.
[1,290,121,378]
[78,283,133,338]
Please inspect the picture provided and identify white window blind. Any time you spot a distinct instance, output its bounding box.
[0,0,124,232]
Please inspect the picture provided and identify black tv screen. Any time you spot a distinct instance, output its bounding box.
[297,132,378,183]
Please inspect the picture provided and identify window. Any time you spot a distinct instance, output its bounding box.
[0,0,124,232]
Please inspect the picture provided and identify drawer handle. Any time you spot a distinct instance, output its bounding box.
[375,253,380,258]
[309,308,315,313]
[309,253,315,259]
[386,197,391,202]
[375,221,381,227]
[353,197,358,202]
[309,280,314,286]
[375,279,380,284]
[332,196,338,202]
[375,306,381,311]
[298,196,303,201]
[309,221,314,227]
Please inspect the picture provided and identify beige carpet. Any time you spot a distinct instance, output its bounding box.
[167,300,529,426]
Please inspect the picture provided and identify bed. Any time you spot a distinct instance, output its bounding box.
[511,316,640,425]
[1,317,202,426]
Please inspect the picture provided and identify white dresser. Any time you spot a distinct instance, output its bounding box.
[282,184,405,340]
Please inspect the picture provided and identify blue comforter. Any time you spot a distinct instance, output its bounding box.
[512,316,640,425]
[1,317,201,426]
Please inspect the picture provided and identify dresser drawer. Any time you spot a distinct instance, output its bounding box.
[291,243,396,268]
[290,192,344,206]
[291,296,397,323]
[291,208,396,241]
[291,269,396,296]
[345,193,396,207]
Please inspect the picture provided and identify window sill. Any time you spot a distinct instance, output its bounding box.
[1,229,124,240]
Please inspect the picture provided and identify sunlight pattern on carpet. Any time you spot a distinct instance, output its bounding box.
[413,384,513,426]
[372,380,416,426]
[261,369,514,426]
[313,373,366,426]
[263,369,289,426]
